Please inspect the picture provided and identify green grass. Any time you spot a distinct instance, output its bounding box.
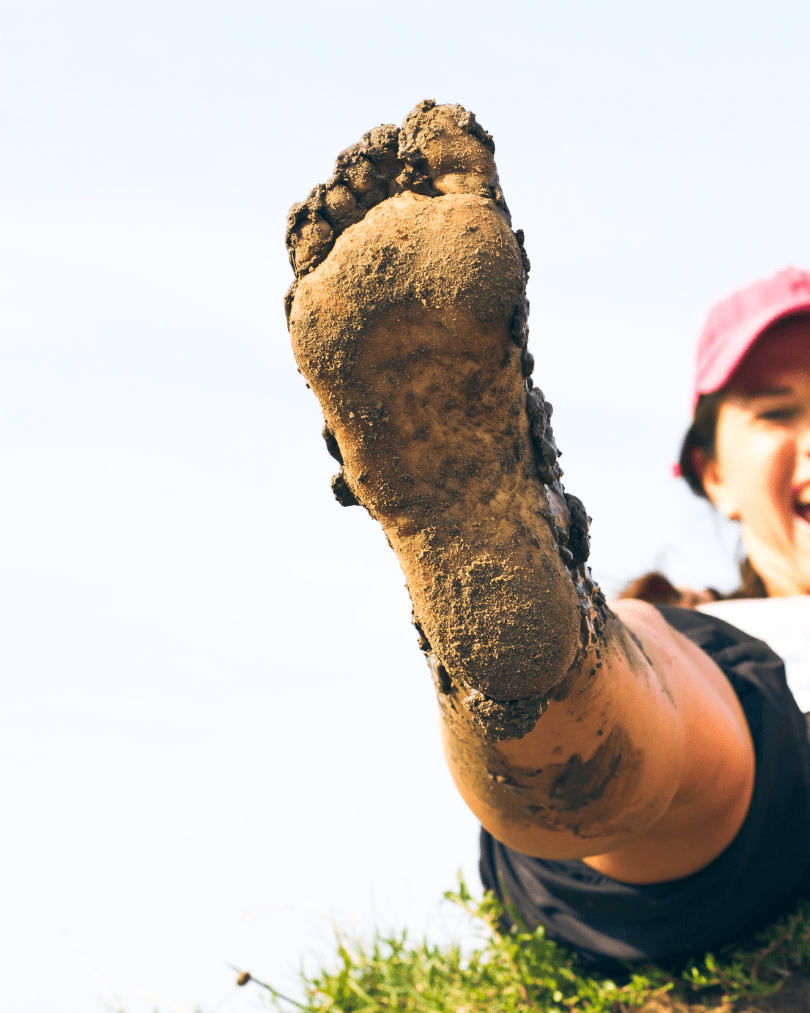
[262,877,810,1012]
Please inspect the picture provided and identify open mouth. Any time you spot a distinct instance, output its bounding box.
[794,486,810,524]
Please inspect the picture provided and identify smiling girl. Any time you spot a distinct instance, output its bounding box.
[626,271,810,710]
[672,278,810,721]
[285,102,810,972]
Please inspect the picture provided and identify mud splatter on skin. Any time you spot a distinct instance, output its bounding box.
[540,730,625,811]
[618,621,676,708]
[436,652,646,841]
[286,100,608,739]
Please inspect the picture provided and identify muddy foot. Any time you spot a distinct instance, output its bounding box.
[285,100,606,739]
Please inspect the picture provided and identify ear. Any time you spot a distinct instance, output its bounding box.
[698,451,741,520]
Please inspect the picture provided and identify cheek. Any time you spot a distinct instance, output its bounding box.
[723,433,795,520]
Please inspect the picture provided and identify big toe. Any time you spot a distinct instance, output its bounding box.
[399,100,501,199]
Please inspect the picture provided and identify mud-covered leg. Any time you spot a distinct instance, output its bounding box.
[284,101,754,881]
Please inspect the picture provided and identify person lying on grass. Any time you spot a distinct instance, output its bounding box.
[284,100,810,973]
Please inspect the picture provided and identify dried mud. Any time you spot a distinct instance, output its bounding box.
[285,100,608,739]
[434,624,649,841]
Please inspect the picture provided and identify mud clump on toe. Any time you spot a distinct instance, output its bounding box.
[285,100,607,739]
[284,100,511,292]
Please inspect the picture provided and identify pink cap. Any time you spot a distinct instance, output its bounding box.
[691,266,810,410]
[672,266,810,478]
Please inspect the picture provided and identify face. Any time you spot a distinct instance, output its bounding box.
[701,317,810,597]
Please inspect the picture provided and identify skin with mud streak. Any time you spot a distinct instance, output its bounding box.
[620,621,676,708]
[435,625,661,850]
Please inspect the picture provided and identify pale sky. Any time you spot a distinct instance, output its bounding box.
[3,2,810,1011]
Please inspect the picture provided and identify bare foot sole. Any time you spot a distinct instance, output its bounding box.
[285,100,607,739]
